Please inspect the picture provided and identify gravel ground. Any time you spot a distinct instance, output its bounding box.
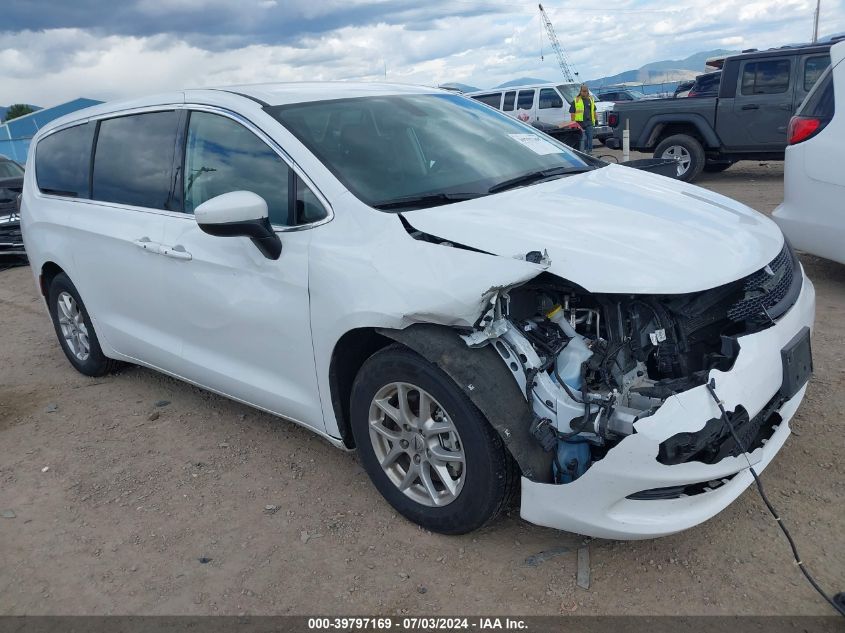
[1,160,843,616]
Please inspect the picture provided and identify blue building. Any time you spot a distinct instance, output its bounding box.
[0,98,102,163]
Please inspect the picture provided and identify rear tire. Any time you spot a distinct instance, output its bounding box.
[654,134,705,182]
[350,345,517,535]
[47,273,121,377]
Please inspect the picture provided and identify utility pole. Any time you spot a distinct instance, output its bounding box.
[812,0,820,43]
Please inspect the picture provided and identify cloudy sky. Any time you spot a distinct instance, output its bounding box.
[2,0,844,107]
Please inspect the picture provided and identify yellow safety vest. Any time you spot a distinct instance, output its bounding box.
[573,96,596,125]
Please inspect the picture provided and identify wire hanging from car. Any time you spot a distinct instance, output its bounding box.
[705,379,845,617]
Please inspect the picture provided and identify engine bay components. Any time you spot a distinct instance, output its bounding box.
[461,247,802,484]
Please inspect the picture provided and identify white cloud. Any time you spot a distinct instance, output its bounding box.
[1,0,843,107]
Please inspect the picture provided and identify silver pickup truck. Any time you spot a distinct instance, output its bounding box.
[608,43,835,181]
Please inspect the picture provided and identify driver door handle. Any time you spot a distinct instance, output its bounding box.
[159,244,192,261]
[741,104,759,110]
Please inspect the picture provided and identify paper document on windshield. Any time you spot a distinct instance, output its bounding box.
[508,133,564,155]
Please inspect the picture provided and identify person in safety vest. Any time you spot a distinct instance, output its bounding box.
[569,84,596,155]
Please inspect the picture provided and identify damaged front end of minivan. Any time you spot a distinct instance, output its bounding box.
[385,240,815,539]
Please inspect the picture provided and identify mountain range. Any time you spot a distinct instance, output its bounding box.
[587,49,737,87]
[442,49,738,92]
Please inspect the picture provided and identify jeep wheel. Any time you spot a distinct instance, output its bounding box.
[654,134,705,182]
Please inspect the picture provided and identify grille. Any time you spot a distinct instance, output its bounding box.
[727,244,797,322]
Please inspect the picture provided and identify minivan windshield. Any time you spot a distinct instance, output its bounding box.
[267,93,595,210]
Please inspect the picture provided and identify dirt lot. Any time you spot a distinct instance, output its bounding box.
[1,160,843,616]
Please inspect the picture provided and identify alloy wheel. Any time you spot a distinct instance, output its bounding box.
[56,291,90,361]
[661,145,691,177]
[368,382,465,507]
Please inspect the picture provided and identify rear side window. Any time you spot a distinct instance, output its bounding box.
[798,65,835,119]
[692,73,721,96]
[701,74,720,91]
[804,55,831,91]
[472,93,502,108]
[502,91,516,111]
[92,111,179,209]
[741,59,791,95]
[517,89,535,110]
[539,88,563,109]
[35,123,95,198]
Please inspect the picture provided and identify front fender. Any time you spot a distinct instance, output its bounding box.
[641,113,720,149]
[379,323,553,483]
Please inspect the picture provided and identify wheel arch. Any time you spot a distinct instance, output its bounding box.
[39,261,65,300]
[642,115,720,149]
[376,323,553,483]
[329,327,395,449]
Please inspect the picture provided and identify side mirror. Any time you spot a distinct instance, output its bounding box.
[195,191,282,260]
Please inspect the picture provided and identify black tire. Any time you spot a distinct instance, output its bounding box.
[350,345,518,535]
[653,133,705,182]
[703,160,734,173]
[47,272,121,377]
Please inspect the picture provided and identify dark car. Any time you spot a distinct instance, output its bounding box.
[596,88,646,102]
[688,71,721,98]
[0,157,25,259]
[609,42,834,181]
[673,80,695,98]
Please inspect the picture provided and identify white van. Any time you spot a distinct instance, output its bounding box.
[467,83,613,143]
[21,82,814,539]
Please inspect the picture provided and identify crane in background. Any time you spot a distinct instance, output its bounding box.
[538,3,579,83]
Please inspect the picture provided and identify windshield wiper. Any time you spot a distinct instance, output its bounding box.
[372,192,483,211]
[487,166,592,194]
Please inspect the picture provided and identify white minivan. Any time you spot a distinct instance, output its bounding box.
[22,83,814,539]
[467,83,613,142]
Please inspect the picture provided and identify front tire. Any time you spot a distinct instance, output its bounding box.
[654,133,705,182]
[350,345,517,534]
[47,273,121,376]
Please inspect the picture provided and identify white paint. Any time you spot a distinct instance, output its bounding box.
[773,41,845,265]
[402,164,784,294]
[622,119,630,162]
[194,191,268,225]
[20,82,814,538]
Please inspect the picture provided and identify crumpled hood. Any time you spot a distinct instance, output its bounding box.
[401,163,784,294]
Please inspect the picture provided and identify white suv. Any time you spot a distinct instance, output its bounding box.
[773,41,844,265]
[22,83,814,539]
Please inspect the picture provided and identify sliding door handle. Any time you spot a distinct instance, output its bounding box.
[133,237,162,254]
